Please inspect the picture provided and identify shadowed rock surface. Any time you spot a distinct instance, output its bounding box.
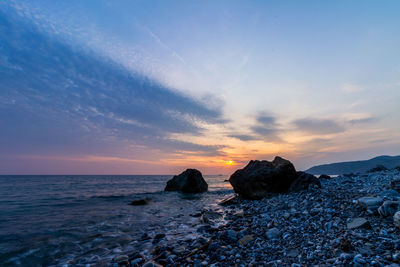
[289,171,321,192]
[164,169,208,193]
[229,156,297,199]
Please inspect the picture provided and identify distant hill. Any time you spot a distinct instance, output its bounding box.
[306,155,400,175]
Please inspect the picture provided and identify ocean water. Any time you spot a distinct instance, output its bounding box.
[0,175,233,266]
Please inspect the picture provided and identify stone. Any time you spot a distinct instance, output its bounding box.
[367,164,388,173]
[229,156,297,199]
[200,210,222,223]
[218,195,238,206]
[391,179,400,193]
[319,174,331,179]
[347,218,371,230]
[142,261,162,267]
[288,171,321,192]
[238,235,253,246]
[130,198,149,206]
[287,248,300,257]
[164,169,208,193]
[378,201,400,217]
[221,230,237,242]
[357,197,383,213]
[394,211,400,228]
[380,189,400,198]
[266,228,281,239]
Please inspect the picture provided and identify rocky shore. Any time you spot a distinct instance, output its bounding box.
[117,167,400,267]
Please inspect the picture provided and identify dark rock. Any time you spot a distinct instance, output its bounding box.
[357,197,383,213]
[346,218,371,229]
[200,210,222,223]
[218,195,238,206]
[266,228,281,239]
[229,156,297,199]
[289,171,321,192]
[319,174,331,179]
[378,201,400,217]
[394,211,400,228]
[391,179,400,192]
[130,198,149,206]
[164,169,208,193]
[220,230,237,242]
[142,261,162,267]
[367,164,388,173]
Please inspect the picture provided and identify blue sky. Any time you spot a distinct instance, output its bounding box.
[0,1,399,174]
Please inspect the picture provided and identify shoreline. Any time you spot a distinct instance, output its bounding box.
[122,169,400,267]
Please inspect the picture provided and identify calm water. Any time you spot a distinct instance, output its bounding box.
[0,175,233,266]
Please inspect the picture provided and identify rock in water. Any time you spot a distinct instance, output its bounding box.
[130,198,149,206]
[164,169,208,193]
[229,156,297,199]
[319,174,331,179]
[289,171,321,192]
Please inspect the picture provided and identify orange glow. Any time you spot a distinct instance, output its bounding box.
[225,160,234,165]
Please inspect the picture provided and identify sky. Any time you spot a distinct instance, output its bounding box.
[0,0,399,174]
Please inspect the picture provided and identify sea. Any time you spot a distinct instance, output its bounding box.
[0,175,233,266]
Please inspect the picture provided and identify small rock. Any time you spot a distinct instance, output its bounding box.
[287,248,300,257]
[201,210,223,223]
[394,211,400,228]
[266,228,281,239]
[391,179,400,193]
[218,195,238,206]
[238,235,253,246]
[130,198,149,206]
[347,218,371,230]
[142,261,162,267]
[319,174,331,179]
[378,201,400,217]
[357,197,383,213]
[221,230,237,242]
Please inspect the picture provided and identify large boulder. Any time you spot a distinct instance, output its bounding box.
[289,171,321,192]
[229,156,297,199]
[164,169,208,193]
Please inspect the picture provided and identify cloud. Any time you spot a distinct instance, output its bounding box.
[0,9,225,158]
[347,117,378,124]
[293,118,345,135]
[228,134,258,141]
[342,83,364,93]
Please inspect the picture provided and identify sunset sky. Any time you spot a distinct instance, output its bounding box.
[1,0,399,174]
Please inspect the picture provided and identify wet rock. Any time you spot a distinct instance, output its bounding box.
[221,230,237,242]
[152,233,166,244]
[347,218,371,230]
[319,174,331,179]
[130,198,149,206]
[164,169,208,193]
[394,211,400,228]
[200,210,222,224]
[218,195,238,206]
[378,201,400,217]
[289,171,321,192]
[229,156,297,199]
[266,228,281,239]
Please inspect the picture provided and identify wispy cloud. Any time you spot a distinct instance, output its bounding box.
[0,9,226,159]
[293,118,345,135]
